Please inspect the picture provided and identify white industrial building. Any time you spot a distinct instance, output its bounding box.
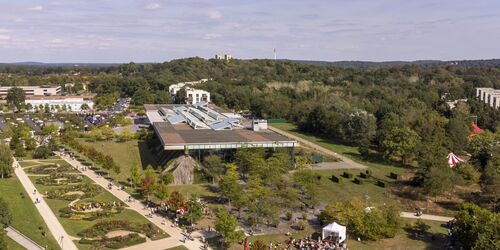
[476,87,500,109]
[168,79,209,95]
[168,79,211,105]
[26,95,95,112]
[0,85,61,97]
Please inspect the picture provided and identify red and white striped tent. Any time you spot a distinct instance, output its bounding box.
[447,152,463,167]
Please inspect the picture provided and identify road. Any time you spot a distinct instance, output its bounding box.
[5,226,44,250]
[58,153,206,250]
[400,212,454,222]
[268,125,368,169]
[13,158,78,250]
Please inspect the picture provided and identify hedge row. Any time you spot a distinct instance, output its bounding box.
[63,136,120,174]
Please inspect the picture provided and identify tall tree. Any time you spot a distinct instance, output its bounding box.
[215,208,244,244]
[0,144,13,179]
[382,126,421,165]
[218,163,242,206]
[130,164,142,188]
[6,87,25,109]
[451,203,500,250]
[203,155,225,183]
[0,197,12,228]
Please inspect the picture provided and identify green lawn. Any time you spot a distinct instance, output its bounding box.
[271,123,403,171]
[349,218,447,250]
[75,138,159,185]
[0,176,60,250]
[310,169,399,206]
[5,235,27,250]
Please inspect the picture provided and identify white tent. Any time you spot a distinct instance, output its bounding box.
[322,222,347,243]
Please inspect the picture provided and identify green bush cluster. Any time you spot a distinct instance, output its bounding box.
[79,233,146,249]
[342,172,353,178]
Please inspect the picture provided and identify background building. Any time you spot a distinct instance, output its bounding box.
[26,95,95,112]
[0,85,61,97]
[476,87,500,109]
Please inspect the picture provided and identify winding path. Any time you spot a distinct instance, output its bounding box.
[57,153,206,250]
[13,158,78,250]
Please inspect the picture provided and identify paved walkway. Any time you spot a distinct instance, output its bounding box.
[13,158,78,250]
[268,126,368,169]
[57,153,206,250]
[5,226,44,250]
[400,212,454,222]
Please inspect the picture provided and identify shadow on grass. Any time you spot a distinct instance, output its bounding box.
[403,228,448,250]
[137,140,161,170]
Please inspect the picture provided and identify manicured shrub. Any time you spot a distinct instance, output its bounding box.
[296,220,307,231]
[354,178,363,184]
[376,180,386,188]
[331,175,341,183]
[359,172,368,178]
[342,172,353,178]
[365,170,372,176]
[389,172,398,179]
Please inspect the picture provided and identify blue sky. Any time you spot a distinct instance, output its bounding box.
[0,0,499,63]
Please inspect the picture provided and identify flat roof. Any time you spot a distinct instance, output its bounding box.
[145,104,296,150]
[26,94,96,100]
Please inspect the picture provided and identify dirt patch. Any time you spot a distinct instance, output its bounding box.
[65,191,84,196]
[105,230,135,238]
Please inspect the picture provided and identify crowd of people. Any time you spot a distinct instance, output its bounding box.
[286,236,348,250]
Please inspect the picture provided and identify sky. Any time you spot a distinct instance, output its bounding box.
[0,0,500,63]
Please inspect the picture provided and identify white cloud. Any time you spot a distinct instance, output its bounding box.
[29,5,44,11]
[0,35,11,41]
[144,3,161,10]
[50,38,64,44]
[203,33,220,40]
[207,10,222,20]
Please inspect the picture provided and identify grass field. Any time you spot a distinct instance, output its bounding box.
[270,123,403,170]
[0,176,60,250]
[75,138,159,185]
[5,234,29,250]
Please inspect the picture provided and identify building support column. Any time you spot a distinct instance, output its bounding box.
[289,145,296,169]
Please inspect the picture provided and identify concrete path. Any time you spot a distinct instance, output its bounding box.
[57,153,206,250]
[268,126,368,169]
[400,212,454,222]
[13,158,78,250]
[5,226,44,250]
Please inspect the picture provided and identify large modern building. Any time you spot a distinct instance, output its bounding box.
[0,85,61,97]
[476,87,500,109]
[144,102,296,151]
[26,94,95,112]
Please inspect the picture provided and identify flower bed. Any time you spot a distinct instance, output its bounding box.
[59,200,125,220]
[27,164,74,174]
[36,173,83,186]
[46,184,101,201]
[77,220,167,240]
[78,233,146,249]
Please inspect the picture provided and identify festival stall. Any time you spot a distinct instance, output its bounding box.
[322,222,347,243]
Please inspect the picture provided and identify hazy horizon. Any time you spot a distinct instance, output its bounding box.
[1,0,500,63]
